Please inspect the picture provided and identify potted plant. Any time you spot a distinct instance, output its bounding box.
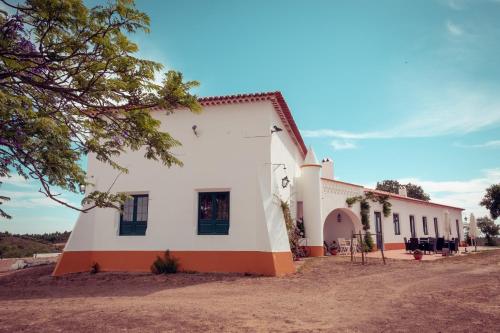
[413,249,423,260]
[330,241,338,255]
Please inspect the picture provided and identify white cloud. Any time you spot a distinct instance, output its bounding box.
[331,140,357,150]
[302,129,389,139]
[1,189,80,209]
[454,140,500,148]
[1,175,82,209]
[302,86,500,140]
[446,20,464,36]
[0,175,35,188]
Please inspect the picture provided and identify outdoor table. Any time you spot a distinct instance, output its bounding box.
[419,240,429,254]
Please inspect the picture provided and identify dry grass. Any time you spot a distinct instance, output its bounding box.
[0,250,499,332]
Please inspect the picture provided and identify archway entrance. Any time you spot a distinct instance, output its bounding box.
[323,208,362,247]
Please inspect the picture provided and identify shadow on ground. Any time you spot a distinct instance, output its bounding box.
[0,264,253,300]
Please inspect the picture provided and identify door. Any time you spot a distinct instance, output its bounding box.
[455,219,460,241]
[410,215,416,238]
[374,212,383,250]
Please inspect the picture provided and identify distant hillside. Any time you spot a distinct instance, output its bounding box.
[0,231,70,258]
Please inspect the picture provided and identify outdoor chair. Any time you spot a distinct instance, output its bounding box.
[436,237,445,252]
[337,238,350,256]
[404,237,411,253]
[344,239,353,254]
[418,238,428,252]
[425,237,436,254]
[409,238,419,252]
[351,238,359,254]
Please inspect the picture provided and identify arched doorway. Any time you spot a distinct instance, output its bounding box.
[323,208,362,247]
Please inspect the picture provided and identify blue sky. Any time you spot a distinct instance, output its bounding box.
[1,0,499,233]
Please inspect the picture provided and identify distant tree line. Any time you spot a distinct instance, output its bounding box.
[375,180,431,201]
[0,231,71,244]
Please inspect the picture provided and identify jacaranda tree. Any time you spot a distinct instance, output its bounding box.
[0,0,201,217]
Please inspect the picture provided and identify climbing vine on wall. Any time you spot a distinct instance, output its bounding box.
[365,191,392,218]
[345,192,392,252]
[280,199,302,260]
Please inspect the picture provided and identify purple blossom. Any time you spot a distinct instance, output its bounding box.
[112,135,123,145]
[3,14,24,38]
[17,37,35,53]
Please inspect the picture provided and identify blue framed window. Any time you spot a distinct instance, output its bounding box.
[393,213,400,235]
[119,194,148,236]
[422,216,428,235]
[198,192,230,235]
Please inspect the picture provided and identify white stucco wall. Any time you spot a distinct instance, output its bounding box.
[66,100,293,253]
[266,108,305,251]
[320,179,464,245]
[323,210,358,244]
[321,180,364,224]
[369,199,464,244]
[63,96,465,256]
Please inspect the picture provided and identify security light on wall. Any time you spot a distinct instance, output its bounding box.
[271,125,283,134]
[79,183,86,194]
[192,125,199,137]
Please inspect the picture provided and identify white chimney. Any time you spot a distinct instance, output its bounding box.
[398,185,407,197]
[321,158,334,180]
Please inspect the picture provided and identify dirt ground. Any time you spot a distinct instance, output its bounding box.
[0,250,499,333]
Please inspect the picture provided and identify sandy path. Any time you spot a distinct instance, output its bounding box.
[0,250,499,332]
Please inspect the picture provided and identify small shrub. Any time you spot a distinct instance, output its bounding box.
[363,232,375,252]
[151,250,179,274]
[280,199,303,260]
[90,262,99,274]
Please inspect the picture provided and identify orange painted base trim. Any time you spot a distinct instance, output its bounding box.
[305,246,325,257]
[52,250,295,277]
[384,243,406,250]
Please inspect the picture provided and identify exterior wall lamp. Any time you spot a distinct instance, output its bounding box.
[281,176,290,189]
[337,213,342,223]
[272,163,287,171]
[79,183,86,194]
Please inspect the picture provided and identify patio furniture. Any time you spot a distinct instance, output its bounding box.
[436,237,445,252]
[425,237,436,254]
[418,238,428,252]
[409,238,419,252]
[337,238,350,256]
[351,238,359,254]
[404,237,411,253]
[442,239,457,254]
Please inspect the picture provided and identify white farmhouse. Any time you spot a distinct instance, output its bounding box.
[53,92,464,276]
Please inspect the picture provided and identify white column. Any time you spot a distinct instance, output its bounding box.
[300,147,323,256]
